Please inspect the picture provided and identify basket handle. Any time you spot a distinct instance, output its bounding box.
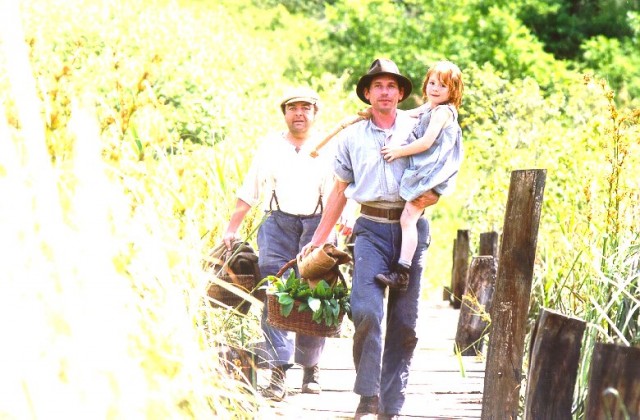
[276,259,297,278]
[332,266,348,289]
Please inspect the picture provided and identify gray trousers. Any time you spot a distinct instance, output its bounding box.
[257,210,326,368]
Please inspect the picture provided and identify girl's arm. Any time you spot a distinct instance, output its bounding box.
[381,105,452,162]
[405,102,430,119]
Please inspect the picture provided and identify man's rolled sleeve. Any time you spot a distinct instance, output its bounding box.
[334,160,354,184]
[236,157,262,207]
[333,135,354,184]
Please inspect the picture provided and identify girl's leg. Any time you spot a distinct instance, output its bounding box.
[374,199,427,290]
[398,200,424,265]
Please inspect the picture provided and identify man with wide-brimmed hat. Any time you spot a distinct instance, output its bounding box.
[223,87,336,401]
[301,58,440,419]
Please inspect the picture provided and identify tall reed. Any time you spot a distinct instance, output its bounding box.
[565,75,639,419]
[0,2,263,417]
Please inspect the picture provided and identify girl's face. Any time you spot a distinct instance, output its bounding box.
[425,73,450,106]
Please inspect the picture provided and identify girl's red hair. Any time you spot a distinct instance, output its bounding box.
[421,61,464,109]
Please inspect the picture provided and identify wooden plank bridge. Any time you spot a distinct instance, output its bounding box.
[257,299,485,419]
[249,170,640,419]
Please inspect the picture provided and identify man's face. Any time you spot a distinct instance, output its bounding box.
[284,101,316,135]
[364,75,403,114]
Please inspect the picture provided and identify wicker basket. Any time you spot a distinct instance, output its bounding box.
[207,273,255,314]
[266,292,345,338]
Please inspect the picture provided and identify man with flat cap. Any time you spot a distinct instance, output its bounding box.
[223,87,338,400]
[301,59,440,419]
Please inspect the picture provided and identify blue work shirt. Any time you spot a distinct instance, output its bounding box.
[334,111,417,205]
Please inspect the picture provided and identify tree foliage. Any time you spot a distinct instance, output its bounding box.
[518,0,639,59]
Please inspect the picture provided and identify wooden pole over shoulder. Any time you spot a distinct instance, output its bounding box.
[310,114,366,158]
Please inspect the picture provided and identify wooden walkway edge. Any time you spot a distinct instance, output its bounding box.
[258,300,485,419]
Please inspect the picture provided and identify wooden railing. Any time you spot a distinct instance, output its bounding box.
[448,169,640,420]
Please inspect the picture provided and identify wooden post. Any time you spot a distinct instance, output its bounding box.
[454,256,497,356]
[479,231,499,258]
[451,229,469,309]
[524,308,586,420]
[442,285,452,302]
[446,238,457,305]
[585,343,640,419]
[481,169,546,420]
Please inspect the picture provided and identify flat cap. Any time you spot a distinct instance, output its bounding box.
[280,87,320,112]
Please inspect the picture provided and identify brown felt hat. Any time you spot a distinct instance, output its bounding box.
[356,58,412,105]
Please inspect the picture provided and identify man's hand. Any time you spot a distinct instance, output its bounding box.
[223,231,239,250]
[299,242,319,260]
[412,189,440,208]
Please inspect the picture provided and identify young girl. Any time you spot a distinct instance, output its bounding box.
[375,60,464,291]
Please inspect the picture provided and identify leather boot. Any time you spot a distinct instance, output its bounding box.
[354,395,379,419]
[375,264,410,291]
[301,364,321,394]
[261,365,287,401]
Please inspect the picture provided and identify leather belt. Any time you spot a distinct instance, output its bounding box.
[360,204,403,221]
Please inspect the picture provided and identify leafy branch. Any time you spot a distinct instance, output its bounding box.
[266,271,350,327]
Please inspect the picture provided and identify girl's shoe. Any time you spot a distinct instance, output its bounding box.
[374,264,410,291]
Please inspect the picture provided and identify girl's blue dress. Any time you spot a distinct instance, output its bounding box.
[400,104,463,201]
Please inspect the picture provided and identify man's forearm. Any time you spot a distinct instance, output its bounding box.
[223,199,252,248]
[310,181,348,246]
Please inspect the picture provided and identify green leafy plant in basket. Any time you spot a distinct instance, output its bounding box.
[265,271,350,327]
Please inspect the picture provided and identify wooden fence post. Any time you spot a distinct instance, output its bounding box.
[585,343,640,419]
[442,284,452,302]
[444,238,456,303]
[479,231,499,258]
[481,169,546,420]
[451,229,469,309]
[524,308,586,420]
[454,256,497,356]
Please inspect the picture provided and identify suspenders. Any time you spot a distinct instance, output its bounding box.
[269,189,323,217]
[267,138,324,217]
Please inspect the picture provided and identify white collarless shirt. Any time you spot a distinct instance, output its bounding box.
[237,131,335,215]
